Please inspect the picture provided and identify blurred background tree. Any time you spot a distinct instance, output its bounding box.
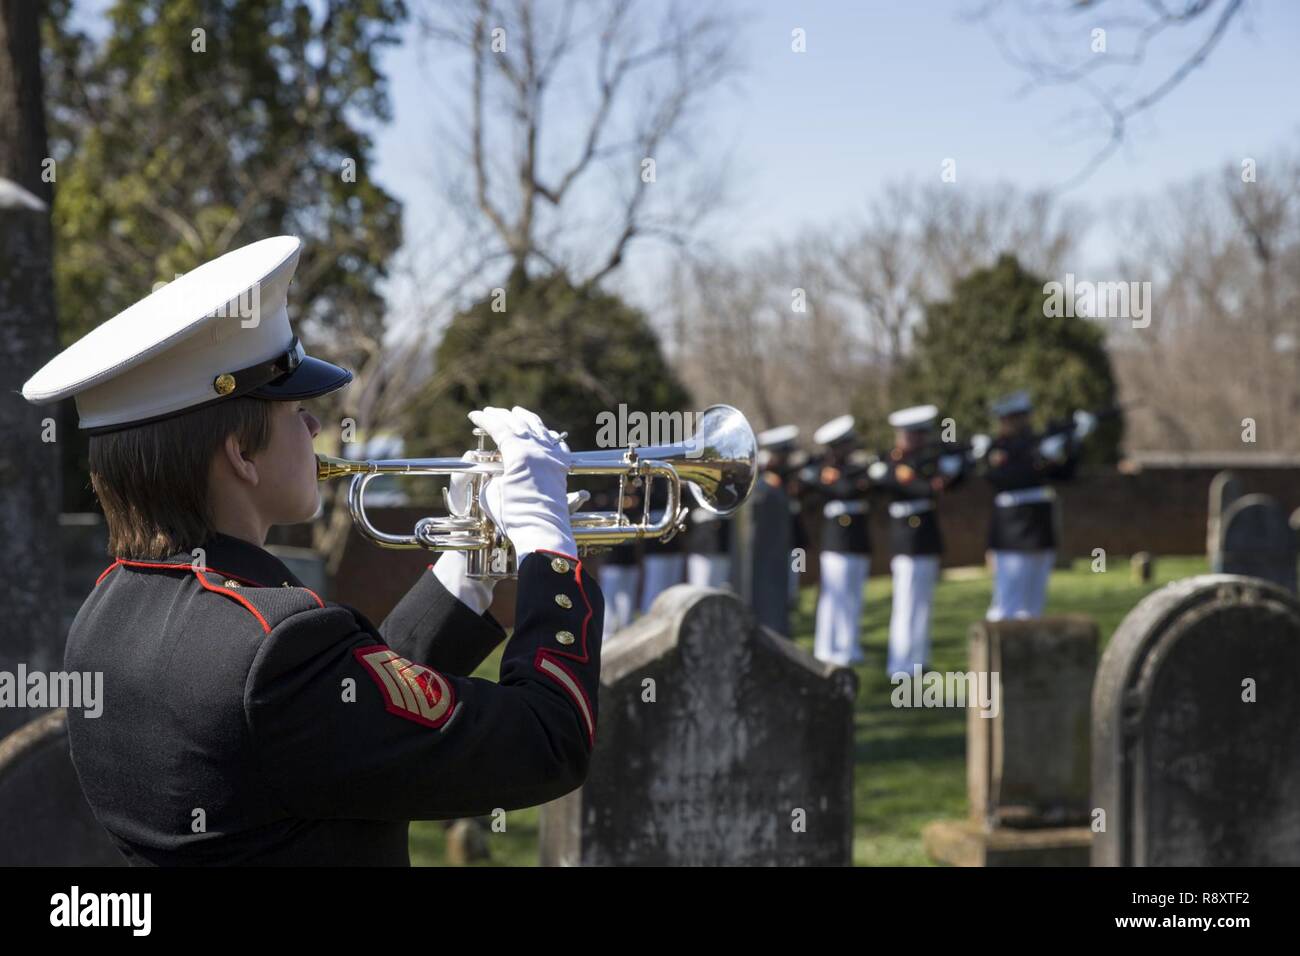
[408,271,690,461]
[902,253,1123,461]
[41,0,406,510]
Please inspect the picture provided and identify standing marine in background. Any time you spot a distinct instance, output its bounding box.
[685,502,731,589]
[807,415,872,666]
[639,478,686,614]
[868,405,968,679]
[981,390,1097,621]
[750,425,800,637]
[593,484,641,641]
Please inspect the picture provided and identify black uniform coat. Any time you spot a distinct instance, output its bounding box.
[811,464,871,556]
[871,445,967,557]
[983,432,1077,551]
[63,532,603,866]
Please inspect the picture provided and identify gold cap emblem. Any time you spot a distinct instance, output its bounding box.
[213,373,236,395]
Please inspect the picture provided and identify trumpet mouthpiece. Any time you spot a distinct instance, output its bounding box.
[316,453,361,481]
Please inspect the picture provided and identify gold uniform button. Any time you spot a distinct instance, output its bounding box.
[213,372,236,395]
[908,516,921,528]
[223,578,241,588]
[550,557,571,574]
[838,515,851,527]
[554,594,573,609]
[556,630,576,646]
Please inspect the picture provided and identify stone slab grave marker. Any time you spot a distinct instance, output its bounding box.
[923,616,1097,866]
[1207,470,1243,571]
[1218,494,1296,593]
[735,480,794,637]
[0,709,124,865]
[539,584,857,865]
[1093,575,1300,866]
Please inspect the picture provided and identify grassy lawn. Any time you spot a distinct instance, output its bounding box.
[411,554,1208,866]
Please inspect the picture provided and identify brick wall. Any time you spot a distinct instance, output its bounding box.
[327,463,1300,621]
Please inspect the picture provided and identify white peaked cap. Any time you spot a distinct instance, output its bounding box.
[991,389,1033,417]
[22,236,351,431]
[813,415,855,446]
[888,404,938,430]
[757,424,799,449]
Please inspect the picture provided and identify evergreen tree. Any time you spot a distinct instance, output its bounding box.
[904,254,1122,460]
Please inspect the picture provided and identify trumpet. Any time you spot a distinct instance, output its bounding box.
[316,404,758,577]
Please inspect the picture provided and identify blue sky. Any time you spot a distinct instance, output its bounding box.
[69,1,1300,314]
[372,0,1299,308]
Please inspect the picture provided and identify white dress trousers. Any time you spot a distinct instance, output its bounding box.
[640,554,686,614]
[987,550,1054,621]
[814,551,869,666]
[598,563,640,642]
[687,554,731,589]
[886,554,940,678]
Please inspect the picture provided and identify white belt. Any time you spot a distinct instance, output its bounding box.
[888,499,934,519]
[824,500,868,518]
[994,486,1056,508]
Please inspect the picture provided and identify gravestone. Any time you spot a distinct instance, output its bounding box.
[1207,471,1243,572]
[1093,575,1300,866]
[1219,494,1297,592]
[539,585,857,865]
[923,617,1096,866]
[0,709,124,865]
[737,480,794,636]
[1129,552,1153,584]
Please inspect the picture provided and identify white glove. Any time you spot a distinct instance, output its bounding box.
[432,451,590,613]
[467,405,578,563]
[867,460,889,482]
[969,433,992,461]
[1039,432,1069,463]
[1073,410,1098,441]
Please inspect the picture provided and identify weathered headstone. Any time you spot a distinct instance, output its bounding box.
[0,709,124,865]
[1093,575,1300,866]
[539,585,857,865]
[737,480,794,637]
[924,617,1096,866]
[1207,470,1243,571]
[1219,494,1297,592]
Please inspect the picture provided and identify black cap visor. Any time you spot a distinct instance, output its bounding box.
[251,354,352,401]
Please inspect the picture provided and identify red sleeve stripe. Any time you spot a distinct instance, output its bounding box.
[535,653,595,746]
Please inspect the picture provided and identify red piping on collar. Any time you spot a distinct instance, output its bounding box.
[96,558,324,628]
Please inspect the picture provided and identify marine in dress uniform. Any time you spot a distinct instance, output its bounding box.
[981,390,1094,621]
[639,478,686,614]
[867,405,968,679]
[685,505,731,588]
[592,486,640,641]
[750,425,800,636]
[22,236,604,866]
[806,415,871,666]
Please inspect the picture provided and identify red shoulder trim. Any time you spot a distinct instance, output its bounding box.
[191,569,271,634]
[95,559,122,586]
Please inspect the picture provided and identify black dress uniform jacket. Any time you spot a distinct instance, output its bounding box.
[871,446,967,557]
[984,433,1077,551]
[802,458,871,555]
[684,508,730,555]
[63,532,603,866]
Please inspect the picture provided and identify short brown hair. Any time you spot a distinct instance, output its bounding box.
[89,397,275,559]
